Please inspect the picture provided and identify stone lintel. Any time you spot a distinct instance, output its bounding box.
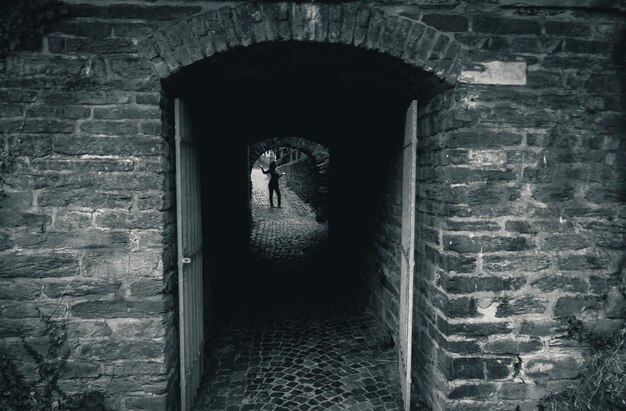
[458,61,527,86]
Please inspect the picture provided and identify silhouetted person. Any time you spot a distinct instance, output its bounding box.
[260,161,285,208]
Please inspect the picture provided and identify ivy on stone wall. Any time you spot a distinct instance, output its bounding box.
[0,307,105,410]
[0,0,69,58]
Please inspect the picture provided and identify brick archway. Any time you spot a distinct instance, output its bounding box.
[137,4,466,410]
[249,137,329,221]
[138,3,464,85]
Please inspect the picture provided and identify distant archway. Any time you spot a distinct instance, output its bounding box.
[249,137,329,222]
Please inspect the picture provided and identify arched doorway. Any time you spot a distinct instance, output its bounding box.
[248,137,329,222]
[143,4,462,409]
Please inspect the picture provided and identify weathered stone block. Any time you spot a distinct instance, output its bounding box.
[129,279,164,297]
[0,254,79,279]
[483,255,550,272]
[444,297,479,318]
[459,61,527,85]
[545,21,591,37]
[0,89,38,103]
[473,17,541,35]
[542,234,591,251]
[15,230,129,250]
[112,23,158,38]
[554,296,601,317]
[72,299,167,319]
[129,251,164,276]
[558,254,608,271]
[422,14,468,32]
[96,210,164,230]
[438,316,511,337]
[519,320,568,336]
[77,21,112,38]
[32,158,134,173]
[499,382,547,400]
[531,184,576,203]
[68,320,113,338]
[124,395,167,411]
[485,357,513,379]
[446,167,516,183]
[39,189,133,209]
[0,191,31,210]
[444,219,501,232]
[496,296,548,317]
[448,383,495,399]
[525,356,580,379]
[43,279,121,298]
[408,26,436,66]
[75,339,164,360]
[79,121,139,135]
[531,275,587,293]
[103,360,167,378]
[27,105,90,120]
[441,356,484,380]
[0,280,41,300]
[0,318,47,337]
[93,107,160,120]
[59,360,102,379]
[53,135,165,157]
[444,235,534,254]
[0,231,13,251]
[109,318,166,339]
[443,275,526,294]
[504,221,537,234]
[0,103,24,117]
[482,338,543,355]
[65,37,136,54]
[442,253,477,273]
[443,129,523,148]
[7,119,75,134]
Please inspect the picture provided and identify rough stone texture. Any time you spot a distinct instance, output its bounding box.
[278,157,319,212]
[0,1,624,410]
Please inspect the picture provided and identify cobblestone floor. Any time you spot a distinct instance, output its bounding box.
[248,168,328,269]
[193,303,403,411]
[193,169,405,410]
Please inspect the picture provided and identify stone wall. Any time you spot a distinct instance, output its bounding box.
[406,4,625,409]
[363,141,404,344]
[0,1,624,410]
[0,2,181,408]
[280,157,319,210]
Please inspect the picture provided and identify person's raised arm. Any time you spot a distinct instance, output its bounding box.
[260,165,270,174]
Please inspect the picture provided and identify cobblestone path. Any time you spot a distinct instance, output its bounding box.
[248,168,327,269]
[193,303,403,411]
[193,168,405,410]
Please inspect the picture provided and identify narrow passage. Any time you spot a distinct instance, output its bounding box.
[193,169,404,410]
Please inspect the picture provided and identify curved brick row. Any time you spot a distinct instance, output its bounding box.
[138,3,464,84]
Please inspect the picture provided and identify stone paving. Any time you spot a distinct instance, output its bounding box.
[193,169,405,410]
[248,168,327,269]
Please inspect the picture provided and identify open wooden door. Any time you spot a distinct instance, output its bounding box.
[175,98,204,411]
[399,100,417,411]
